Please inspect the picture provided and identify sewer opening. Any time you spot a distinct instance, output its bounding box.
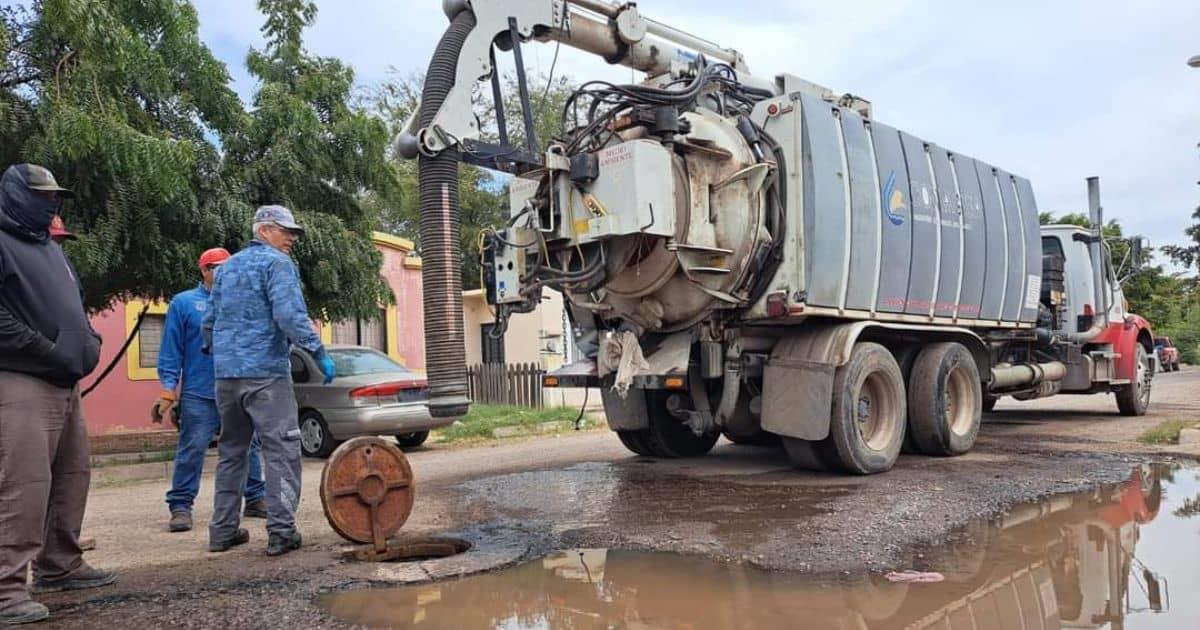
[344,536,471,563]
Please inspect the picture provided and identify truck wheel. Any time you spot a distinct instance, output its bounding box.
[982,395,999,412]
[908,342,982,456]
[617,392,718,458]
[782,437,831,471]
[616,430,655,456]
[723,430,781,447]
[825,342,906,474]
[1116,344,1152,416]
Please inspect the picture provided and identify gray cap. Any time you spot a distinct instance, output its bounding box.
[254,204,304,234]
[18,164,74,198]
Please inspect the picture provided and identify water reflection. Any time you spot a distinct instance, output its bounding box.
[322,464,1194,629]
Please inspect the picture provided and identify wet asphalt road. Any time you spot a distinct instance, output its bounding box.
[36,369,1200,628]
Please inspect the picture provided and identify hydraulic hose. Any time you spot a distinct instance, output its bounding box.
[418,10,476,418]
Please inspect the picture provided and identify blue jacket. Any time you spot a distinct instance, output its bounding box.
[157,284,217,399]
[202,240,326,379]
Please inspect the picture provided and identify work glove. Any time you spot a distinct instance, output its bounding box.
[319,355,337,384]
[153,393,179,429]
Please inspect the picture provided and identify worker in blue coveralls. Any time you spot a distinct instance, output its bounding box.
[154,247,267,534]
[202,205,334,556]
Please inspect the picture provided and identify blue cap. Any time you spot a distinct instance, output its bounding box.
[254,204,304,234]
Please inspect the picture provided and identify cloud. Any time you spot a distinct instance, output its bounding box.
[191,0,1200,269]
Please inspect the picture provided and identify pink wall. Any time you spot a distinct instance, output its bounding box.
[80,306,162,434]
[79,239,427,435]
[381,247,426,371]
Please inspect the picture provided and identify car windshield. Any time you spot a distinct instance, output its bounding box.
[328,348,408,377]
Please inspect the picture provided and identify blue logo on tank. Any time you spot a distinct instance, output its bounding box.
[882,171,907,226]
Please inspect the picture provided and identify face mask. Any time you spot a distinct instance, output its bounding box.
[0,169,60,240]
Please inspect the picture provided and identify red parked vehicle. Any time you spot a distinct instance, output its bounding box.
[1154,337,1180,372]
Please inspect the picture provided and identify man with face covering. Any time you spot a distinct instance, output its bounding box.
[0,164,116,625]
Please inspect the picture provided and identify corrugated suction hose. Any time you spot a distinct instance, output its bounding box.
[418,10,475,418]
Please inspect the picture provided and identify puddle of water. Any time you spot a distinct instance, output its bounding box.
[323,464,1199,629]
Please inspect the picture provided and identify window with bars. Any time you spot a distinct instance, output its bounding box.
[331,309,388,353]
[138,314,166,368]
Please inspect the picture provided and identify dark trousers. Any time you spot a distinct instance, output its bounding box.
[0,372,89,608]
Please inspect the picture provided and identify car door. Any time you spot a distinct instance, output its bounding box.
[289,351,315,409]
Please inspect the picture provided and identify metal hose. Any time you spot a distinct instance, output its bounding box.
[418,10,476,418]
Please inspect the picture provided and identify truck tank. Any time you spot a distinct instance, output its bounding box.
[503,90,1042,336]
[753,93,1043,328]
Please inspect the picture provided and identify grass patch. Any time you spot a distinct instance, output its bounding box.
[1137,420,1191,445]
[434,405,584,442]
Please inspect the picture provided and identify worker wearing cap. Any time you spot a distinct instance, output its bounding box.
[0,164,116,625]
[202,205,334,556]
[155,248,268,534]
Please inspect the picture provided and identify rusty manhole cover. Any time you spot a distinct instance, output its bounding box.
[320,437,415,549]
[346,536,472,563]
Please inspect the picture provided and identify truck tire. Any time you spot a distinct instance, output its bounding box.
[782,437,831,471]
[616,392,719,458]
[824,342,906,475]
[723,430,781,447]
[907,342,982,457]
[616,430,655,456]
[1116,343,1152,416]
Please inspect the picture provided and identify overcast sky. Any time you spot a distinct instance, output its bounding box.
[195,0,1200,271]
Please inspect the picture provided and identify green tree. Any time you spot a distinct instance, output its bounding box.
[222,0,398,320]
[1,0,247,311]
[1163,205,1200,272]
[361,71,577,289]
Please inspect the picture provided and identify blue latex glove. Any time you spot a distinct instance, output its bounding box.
[319,355,337,384]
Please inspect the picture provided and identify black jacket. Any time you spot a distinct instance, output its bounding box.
[0,211,100,388]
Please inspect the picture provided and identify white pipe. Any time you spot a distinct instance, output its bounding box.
[990,361,1066,390]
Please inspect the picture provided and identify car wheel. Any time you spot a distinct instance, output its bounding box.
[394,431,430,449]
[300,410,338,458]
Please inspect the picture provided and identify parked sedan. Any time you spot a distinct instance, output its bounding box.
[290,345,453,457]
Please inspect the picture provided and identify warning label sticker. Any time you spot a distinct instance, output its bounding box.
[1024,274,1042,310]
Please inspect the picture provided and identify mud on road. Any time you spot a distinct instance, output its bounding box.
[38,369,1200,628]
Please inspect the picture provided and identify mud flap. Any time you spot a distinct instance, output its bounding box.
[762,357,834,440]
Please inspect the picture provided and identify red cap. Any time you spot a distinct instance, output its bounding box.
[49,215,76,240]
[198,248,231,269]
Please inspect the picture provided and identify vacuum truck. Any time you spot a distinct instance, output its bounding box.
[399,0,1155,474]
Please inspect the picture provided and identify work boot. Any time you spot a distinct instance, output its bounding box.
[0,600,49,625]
[265,529,302,557]
[168,511,193,532]
[208,528,250,553]
[243,499,267,519]
[32,564,117,594]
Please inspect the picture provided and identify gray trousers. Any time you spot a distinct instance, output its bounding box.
[210,378,302,540]
[0,372,89,609]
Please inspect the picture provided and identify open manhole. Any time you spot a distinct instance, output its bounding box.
[344,536,471,563]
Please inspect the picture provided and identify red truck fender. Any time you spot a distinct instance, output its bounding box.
[1094,314,1154,382]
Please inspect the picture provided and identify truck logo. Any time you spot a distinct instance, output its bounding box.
[882,171,907,226]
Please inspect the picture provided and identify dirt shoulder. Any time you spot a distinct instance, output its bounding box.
[37,369,1200,628]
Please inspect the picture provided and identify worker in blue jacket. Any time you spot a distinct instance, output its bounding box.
[203,205,334,557]
[154,248,267,534]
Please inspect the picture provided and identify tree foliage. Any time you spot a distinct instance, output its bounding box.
[0,0,394,321]
[1162,205,1200,272]
[360,70,577,289]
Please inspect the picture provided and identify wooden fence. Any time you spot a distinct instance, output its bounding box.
[467,363,546,408]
